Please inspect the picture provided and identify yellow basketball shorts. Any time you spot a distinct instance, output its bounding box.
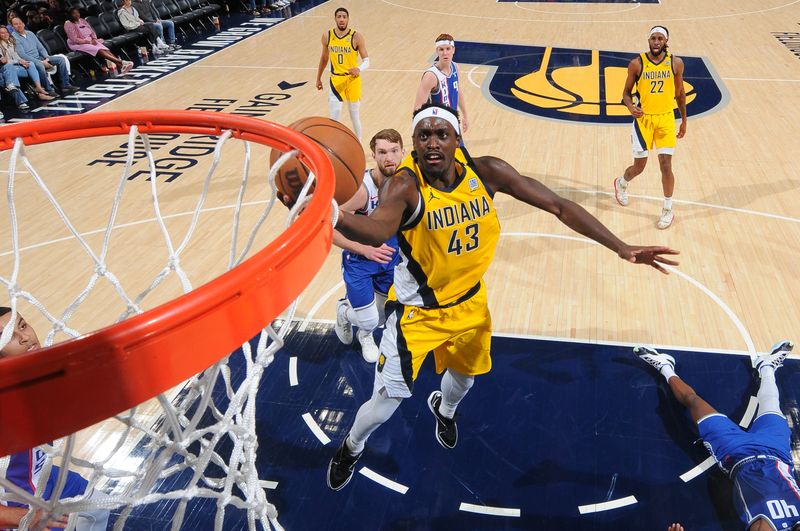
[631,112,676,157]
[376,282,492,398]
[329,73,361,103]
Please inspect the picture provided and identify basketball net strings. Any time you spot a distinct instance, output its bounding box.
[0,123,340,530]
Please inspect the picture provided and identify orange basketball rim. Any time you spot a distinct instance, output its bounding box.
[0,111,336,456]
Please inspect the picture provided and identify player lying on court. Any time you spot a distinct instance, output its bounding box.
[326,102,680,491]
[0,307,110,531]
[333,129,404,363]
[635,342,800,531]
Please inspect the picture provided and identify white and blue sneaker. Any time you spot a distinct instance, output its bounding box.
[334,298,353,345]
[754,340,794,373]
[633,345,675,372]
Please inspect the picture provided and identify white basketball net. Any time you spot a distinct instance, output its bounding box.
[0,124,327,530]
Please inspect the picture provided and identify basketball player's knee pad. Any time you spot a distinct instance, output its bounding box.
[328,93,343,120]
[352,303,379,333]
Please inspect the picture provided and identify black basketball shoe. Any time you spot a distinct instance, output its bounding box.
[327,439,364,491]
[427,391,458,449]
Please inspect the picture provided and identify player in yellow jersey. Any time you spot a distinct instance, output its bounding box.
[315,7,369,140]
[326,103,680,491]
[614,25,687,230]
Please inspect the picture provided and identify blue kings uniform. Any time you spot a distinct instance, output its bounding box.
[341,169,399,310]
[699,412,800,529]
[425,62,460,111]
[3,446,88,505]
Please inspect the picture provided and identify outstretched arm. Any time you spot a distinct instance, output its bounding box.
[332,183,396,264]
[476,156,679,273]
[335,171,417,247]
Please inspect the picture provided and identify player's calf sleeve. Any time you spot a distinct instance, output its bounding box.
[328,96,343,121]
[756,369,782,416]
[347,386,402,454]
[439,369,474,419]
[348,101,362,140]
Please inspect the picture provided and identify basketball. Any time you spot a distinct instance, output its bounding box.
[270,117,365,206]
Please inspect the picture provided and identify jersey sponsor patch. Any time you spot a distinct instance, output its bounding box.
[453,40,726,124]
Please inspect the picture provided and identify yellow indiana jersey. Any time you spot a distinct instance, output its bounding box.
[392,148,501,308]
[635,52,676,115]
[327,29,359,76]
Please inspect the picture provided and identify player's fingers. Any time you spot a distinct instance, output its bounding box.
[650,262,669,275]
[654,255,680,266]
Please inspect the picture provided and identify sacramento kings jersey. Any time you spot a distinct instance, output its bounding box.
[635,52,676,115]
[392,150,500,308]
[343,169,398,261]
[731,456,800,530]
[327,28,359,76]
[426,62,460,110]
[3,446,87,505]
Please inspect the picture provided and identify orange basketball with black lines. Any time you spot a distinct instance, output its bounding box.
[270,117,365,206]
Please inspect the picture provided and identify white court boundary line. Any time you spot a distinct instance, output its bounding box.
[578,495,637,514]
[301,412,331,445]
[459,502,521,517]
[381,0,800,23]
[512,1,642,16]
[288,356,298,386]
[680,456,717,483]
[358,467,409,494]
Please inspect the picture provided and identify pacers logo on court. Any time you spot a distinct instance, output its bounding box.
[454,41,726,124]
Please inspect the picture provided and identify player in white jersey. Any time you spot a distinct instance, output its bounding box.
[333,129,404,363]
[0,307,109,530]
[414,33,469,133]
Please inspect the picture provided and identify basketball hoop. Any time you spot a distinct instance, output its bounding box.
[0,111,336,530]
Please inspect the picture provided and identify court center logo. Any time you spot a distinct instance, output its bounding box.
[454,41,726,124]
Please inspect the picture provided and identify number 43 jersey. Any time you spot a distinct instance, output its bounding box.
[393,149,500,308]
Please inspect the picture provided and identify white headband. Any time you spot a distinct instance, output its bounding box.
[412,107,460,134]
[435,39,455,47]
[649,26,668,38]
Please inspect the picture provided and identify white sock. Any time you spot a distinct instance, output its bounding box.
[757,366,781,415]
[664,197,673,210]
[619,176,629,189]
[348,101,362,140]
[660,365,676,381]
[439,369,474,418]
[347,385,402,454]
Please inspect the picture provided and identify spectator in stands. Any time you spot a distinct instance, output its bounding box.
[0,26,54,102]
[64,7,132,74]
[247,0,267,17]
[117,0,167,54]
[24,7,51,31]
[5,9,20,33]
[132,0,178,50]
[0,52,32,111]
[11,17,76,94]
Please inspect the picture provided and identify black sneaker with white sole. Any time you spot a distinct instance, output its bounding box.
[327,440,364,491]
[427,391,458,449]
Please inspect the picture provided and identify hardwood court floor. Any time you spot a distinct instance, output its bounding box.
[2,0,800,401]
